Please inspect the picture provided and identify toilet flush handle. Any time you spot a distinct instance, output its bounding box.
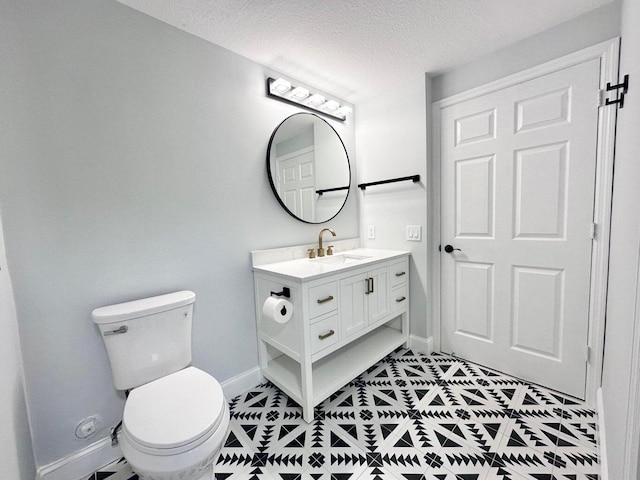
[103,325,128,336]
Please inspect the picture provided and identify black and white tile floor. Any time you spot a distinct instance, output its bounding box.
[91,350,600,480]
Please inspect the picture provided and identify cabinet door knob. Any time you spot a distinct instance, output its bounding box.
[317,295,334,304]
[318,330,335,340]
[395,271,406,277]
[396,296,407,303]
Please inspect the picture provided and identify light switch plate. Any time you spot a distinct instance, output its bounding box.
[406,225,422,242]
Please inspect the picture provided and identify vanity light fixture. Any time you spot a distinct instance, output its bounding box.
[320,99,340,112]
[266,77,351,121]
[271,77,292,93]
[291,86,310,100]
[307,94,325,107]
[336,105,353,117]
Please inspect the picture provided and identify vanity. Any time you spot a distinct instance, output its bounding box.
[252,240,410,422]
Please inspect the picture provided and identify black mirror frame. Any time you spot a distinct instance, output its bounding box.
[266,113,351,224]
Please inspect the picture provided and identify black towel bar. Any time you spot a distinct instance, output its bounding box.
[316,186,349,196]
[358,175,420,190]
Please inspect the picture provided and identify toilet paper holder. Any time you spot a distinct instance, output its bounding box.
[270,287,290,298]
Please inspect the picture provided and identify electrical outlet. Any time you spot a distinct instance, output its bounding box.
[406,225,422,242]
[367,225,375,239]
[75,415,101,439]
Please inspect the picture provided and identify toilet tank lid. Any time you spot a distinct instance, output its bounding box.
[91,291,195,324]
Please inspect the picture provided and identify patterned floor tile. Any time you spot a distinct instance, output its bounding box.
[91,350,601,480]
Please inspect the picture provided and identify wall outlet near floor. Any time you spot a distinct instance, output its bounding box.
[367,224,375,239]
[406,225,422,242]
[75,415,101,439]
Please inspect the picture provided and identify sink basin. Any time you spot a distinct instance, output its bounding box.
[316,253,372,265]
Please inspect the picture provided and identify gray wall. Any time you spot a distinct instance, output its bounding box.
[0,216,35,480]
[600,0,640,477]
[356,74,429,340]
[0,0,357,468]
[431,1,621,101]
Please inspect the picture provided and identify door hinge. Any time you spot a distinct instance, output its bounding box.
[585,345,591,363]
[589,222,597,240]
[604,74,630,109]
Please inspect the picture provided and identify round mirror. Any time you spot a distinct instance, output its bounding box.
[267,113,351,224]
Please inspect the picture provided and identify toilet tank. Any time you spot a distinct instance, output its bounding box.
[92,291,196,390]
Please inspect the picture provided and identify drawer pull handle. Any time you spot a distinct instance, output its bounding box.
[317,295,334,304]
[396,296,407,303]
[395,271,406,277]
[318,330,335,340]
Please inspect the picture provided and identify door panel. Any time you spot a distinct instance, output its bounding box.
[514,142,568,239]
[340,273,367,338]
[455,261,494,342]
[455,155,495,238]
[440,58,600,399]
[511,266,564,359]
[368,267,389,324]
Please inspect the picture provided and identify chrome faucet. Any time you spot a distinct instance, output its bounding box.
[317,228,336,257]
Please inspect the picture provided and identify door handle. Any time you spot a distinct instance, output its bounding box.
[443,244,462,254]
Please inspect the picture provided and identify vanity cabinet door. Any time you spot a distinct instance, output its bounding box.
[340,272,368,338]
[339,266,390,338]
[367,266,389,324]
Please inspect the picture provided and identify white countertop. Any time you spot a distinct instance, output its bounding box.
[252,248,410,281]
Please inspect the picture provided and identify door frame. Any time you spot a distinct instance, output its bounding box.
[429,38,620,405]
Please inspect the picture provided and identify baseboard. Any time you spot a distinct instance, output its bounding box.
[35,367,262,480]
[597,388,609,480]
[221,366,262,401]
[36,437,121,480]
[408,335,434,355]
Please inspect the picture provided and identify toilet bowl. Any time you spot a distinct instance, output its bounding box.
[119,367,230,480]
[92,291,230,480]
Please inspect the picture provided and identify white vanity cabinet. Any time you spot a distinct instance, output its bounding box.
[252,248,410,422]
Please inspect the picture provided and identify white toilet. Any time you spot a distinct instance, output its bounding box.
[92,291,230,480]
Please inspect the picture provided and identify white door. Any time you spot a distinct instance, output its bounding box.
[440,58,600,399]
[276,146,316,222]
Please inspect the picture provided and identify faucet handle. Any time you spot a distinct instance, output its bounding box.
[327,245,334,256]
[307,248,316,259]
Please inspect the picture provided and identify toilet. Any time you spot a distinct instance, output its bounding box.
[92,291,230,480]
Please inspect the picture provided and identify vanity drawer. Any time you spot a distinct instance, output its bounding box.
[310,314,339,354]
[390,261,408,288]
[391,284,409,313]
[308,281,338,319]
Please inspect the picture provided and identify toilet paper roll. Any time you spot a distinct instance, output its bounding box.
[262,296,293,324]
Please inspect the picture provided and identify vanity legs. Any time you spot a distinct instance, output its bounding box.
[301,358,315,423]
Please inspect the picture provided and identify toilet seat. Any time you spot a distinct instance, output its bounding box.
[122,367,227,456]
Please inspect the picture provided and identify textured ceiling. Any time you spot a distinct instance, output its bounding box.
[116,0,614,103]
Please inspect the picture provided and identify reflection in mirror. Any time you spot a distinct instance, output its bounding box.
[267,113,351,224]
